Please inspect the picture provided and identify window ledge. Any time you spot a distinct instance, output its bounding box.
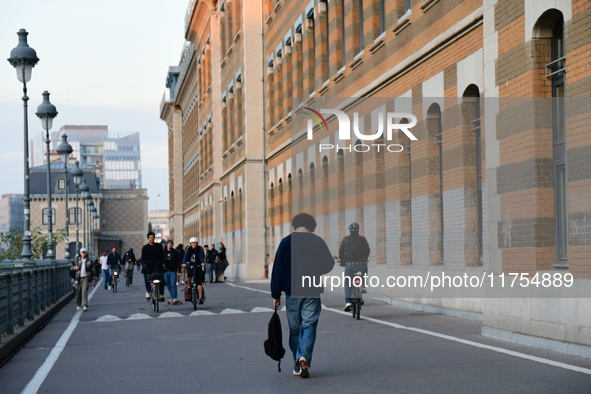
[369,38,385,54]
[234,31,241,44]
[393,17,411,35]
[420,0,441,12]
[318,85,329,95]
[350,57,364,70]
[333,72,345,84]
[266,16,273,26]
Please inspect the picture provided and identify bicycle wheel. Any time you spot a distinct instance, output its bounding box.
[154,285,160,313]
[126,275,131,287]
[113,276,118,293]
[355,298,361,320]
[192,286,198,310]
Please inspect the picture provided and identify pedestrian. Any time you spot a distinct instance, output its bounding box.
[216,242,229,283]
[338,222,371,311]
[163,240,181,304]
[209,244,219,282]
[176,243,186,285]
[107,247,123,290]
[100,250,109,289]
[271,213,335,378]
[140,231,165,302]
[123,247,136,285]
[203,245,211,283]
[70,248,94,311]
[182,237,205,304]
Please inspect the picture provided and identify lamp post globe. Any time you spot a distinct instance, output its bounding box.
[8,29,39,260]
[36,91,58,259]
[71,161,83,256]
[57,134,73,259]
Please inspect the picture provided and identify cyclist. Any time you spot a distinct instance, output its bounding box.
[140,231,165,301]
[182,237,205,304]
[107,247,123,290]
[123,247,136,285]
[338,223,370,312]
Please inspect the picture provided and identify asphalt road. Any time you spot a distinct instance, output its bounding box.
[1,276,590,393]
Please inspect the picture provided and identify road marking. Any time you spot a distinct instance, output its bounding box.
[189,310,215,316]
[251,307,274,313]
[127,313,151,320]
[220,308,246,314]
[159,312,183,319]
[226,282,271,294]
[233,283,591,376]
[95,315,122,322]
[22,278,102,394]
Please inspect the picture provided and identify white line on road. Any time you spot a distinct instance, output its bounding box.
[233,283,591,376]
[21,278,102,394]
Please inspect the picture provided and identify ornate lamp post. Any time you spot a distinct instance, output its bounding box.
[89,205,97,258]
[7,29,39,260]
[71,161,83,257]
[85,196,94,252]
[79,178,90,248]
[36,91,58,259]
[56,134,73,259]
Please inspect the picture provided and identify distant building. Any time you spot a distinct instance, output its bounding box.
[148,209,170,243]
[0,194,24,232]
[31,125,142,190]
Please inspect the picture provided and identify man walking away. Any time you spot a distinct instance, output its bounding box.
[338,223,371,312]
[271,213,335,378]
[71,248,94,311]
[100,250,109,289]
[209,244,219,282]
[164,240,181,304]
[123,247,136,285]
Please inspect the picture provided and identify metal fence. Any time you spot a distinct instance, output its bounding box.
[0,259,72,340]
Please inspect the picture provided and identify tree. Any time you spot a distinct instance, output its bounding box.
[148,221,153,233]
[0,226,67,261]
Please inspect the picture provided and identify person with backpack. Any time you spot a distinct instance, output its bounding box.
[182,237,206,304]
[123,247,136,285]
[271,213,335,378]
[338,222,371,312]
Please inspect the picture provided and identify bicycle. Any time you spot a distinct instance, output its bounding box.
[125,268,133,286]
[111,268,120,293]
[350,269,364,320]
[150,273,163,313]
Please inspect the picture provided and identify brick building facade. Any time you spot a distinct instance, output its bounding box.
[161,0,591,352]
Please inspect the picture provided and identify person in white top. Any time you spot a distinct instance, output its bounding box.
[100,250,109,289]
[71,248,94,311]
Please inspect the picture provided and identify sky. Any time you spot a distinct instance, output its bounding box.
[0,0,191,212]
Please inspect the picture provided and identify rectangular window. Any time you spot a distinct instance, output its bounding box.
[359,0,364,50]
[42,208,56,225]
[379,0,386,34]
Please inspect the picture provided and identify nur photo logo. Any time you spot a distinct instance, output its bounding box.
[303,108,418,153]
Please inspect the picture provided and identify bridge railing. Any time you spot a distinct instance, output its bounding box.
[0,259,72,341]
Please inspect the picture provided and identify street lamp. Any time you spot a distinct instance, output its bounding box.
[85,196,94,253]
[8,29,39,260]
[36,91,58,259]
[79,178,89,249]
[71,161,83,257]
[89,205,97,257]
[57,134,73,259]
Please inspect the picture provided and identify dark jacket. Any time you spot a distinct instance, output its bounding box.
[271,232,335,299]
[206,249,218,264]
[338,234,370,264]
[107,252,122,269]
[183,246,205,267]
[70,257,95,280]
[140,243,165,274]
[163,248,182,272]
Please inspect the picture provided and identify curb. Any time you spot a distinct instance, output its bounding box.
[0,291,75,368]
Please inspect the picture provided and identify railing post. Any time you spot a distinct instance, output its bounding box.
[17,270,25,327]
[33,269,40,315]
[27,268,34,321]
[6,272,14,335]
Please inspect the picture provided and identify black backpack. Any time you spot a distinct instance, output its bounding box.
[346,235,370,262]
[264,307,285,372]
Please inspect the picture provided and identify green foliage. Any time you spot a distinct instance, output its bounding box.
[0,226,67,261]
[148,221,153,233]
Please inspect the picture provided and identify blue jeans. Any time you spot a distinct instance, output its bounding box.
[285,295,322,367]
[164,271,178,299]
[344,262,367,303]
[103,268,111,288]
[205,263,214,283]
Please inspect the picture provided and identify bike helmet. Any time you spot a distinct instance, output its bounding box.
[348,222,360,232]
[189,237,198,243]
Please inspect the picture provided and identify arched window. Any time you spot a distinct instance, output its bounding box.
[427,103,444,263]
[57,178,65,190]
